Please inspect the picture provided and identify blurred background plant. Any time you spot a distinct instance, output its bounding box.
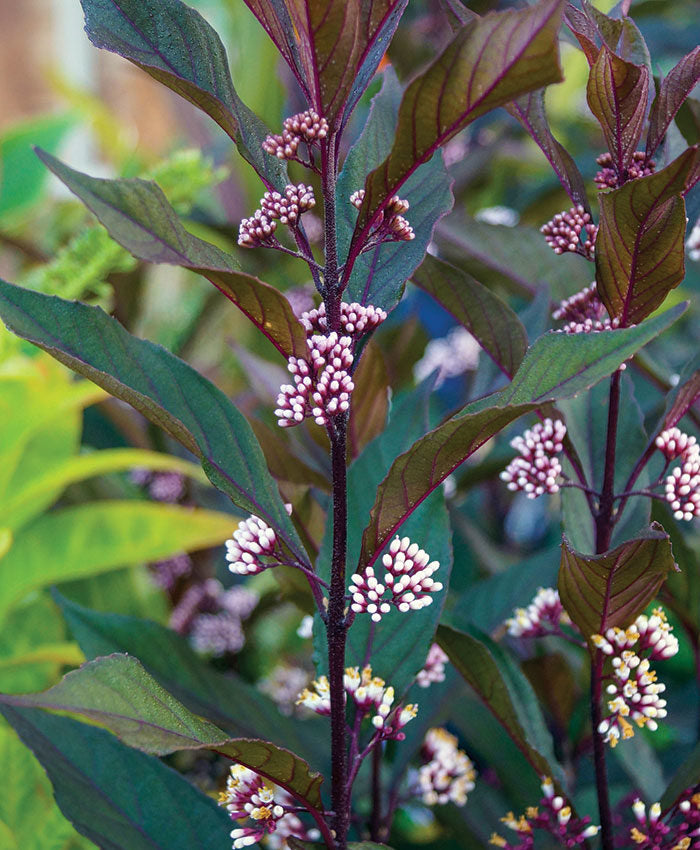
[1,1,699,848]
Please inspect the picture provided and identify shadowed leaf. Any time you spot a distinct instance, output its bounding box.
[0,280,306,563]
[37,151,307,359]
[350,0,563,252]
[2,654,324,808]
[587,46,649,175]
[437,624,565,787]
[660,741,700,809]
[558,524,678,640]
[348,342,389,459]
[412,254,528,378]
[647,47,700,157]
[80,0,286,188]
[337,68,453,312]
[358,304,685,570]
[289,841,392,850]
[0,705,233,850]
[659,352,700,432]
[596,149,699,326]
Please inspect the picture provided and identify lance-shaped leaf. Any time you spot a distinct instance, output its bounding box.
[558,525,678,640]
[350,0,563,253]
[0,280,306,563]
[1,705,234,850]
[358,304,685,569]
[647,47,700,157]
[564,2,623,66]
[437,624,566,787]
[587,46,649,175]
[596,148,699,326]
[412,254,528,379]
[80,0,286,189]
[348,342,389,458]
[2,654,324,808]
[37,150,307,360]
[659,351,700,433]
[507,89,590,210]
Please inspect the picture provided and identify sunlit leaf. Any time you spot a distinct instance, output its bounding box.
[587,45,648,175]
[350,0,563,252]
[412,254,528,378]
[0,501,236,623]
[2,654,324,807]
[437,624,566,787]
[647,47,700,157]
[36,151,308,359]
[80,0,286,188]
[558,524,678,640]
[0,280,305,562]
[596,149,699,325]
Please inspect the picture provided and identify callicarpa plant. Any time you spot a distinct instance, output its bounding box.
[1,0,700,849]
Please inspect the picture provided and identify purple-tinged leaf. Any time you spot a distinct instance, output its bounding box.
[506,90,590,210]
[564,1,622,66]
[80,0,286,190]
[348,342,389,458]
[587,46,649,175]
[558,524,678,640]
[337,68,453,312]
[2,654,325,808]
[596,147,699,326]
[658,351,700,433]
[0,280,307,564]
[37,150,308,360]
[349,0,564,259]
[0,704,233,850]
[437,624,566,788]
[357,304,685,570]
[440,0,478,29]
[617,17,652,72]
[411,254,528,379]
[647,47,700,157]
[251,418,330,490]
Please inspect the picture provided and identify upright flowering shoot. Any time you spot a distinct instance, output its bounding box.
[592,608,678,747]
[349,536,443,623]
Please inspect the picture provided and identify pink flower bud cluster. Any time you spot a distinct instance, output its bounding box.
[592,608,678,748]
[490,777,599,849]
[552,282,620,334]
[541,205,597,259]
[275,332,355,428]
[349,536,443,623]
[416,643,449,688]
[225,509,290,575]
[627,791,700,849]
[239,183,316,247]
[218,765,319,850]
[417,727,476,807]
[505,587,572,638]
[297,665,417,740]
[659,429,700,521]
[594,151,655,190]
[500,419,567,499]
[262,109,328,160]
[351,188,416,245]
[300,301,387,339]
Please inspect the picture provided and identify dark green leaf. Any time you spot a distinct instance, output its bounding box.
[586,46,649,174]
[507,89,590,210]
[80,0,285,188]
[337,68,453,312]
[0,705,232,850]
[659,351,700,432]
[2,654,324,807]
[37,151,307,359]
[412,254,528,378]
[558,524,678,640]
[350,0,563,252]
[612,724,666,802]
[647,47,700,157]
[358,304,685,571]
[55,593,325,769]
[0,280,306,563]
[437,624,566,787]
[596,149,699,326]
[660,740,700,808]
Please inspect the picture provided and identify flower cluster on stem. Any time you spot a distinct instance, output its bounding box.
[416,643,449,688]
[225,508,291,575]
[350,189,415,249]
[489,777,599,848]
[658,428,700,521]
[238,183,316,248]
[592,608,678,747]
[625,790,700,849]
[505,587,573,638]
[552,282,621,335]
[349,536,443,623]
[500,419,567,499]
[541,205,597,259]
[594,151,655,190]
[416,727,476,806]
